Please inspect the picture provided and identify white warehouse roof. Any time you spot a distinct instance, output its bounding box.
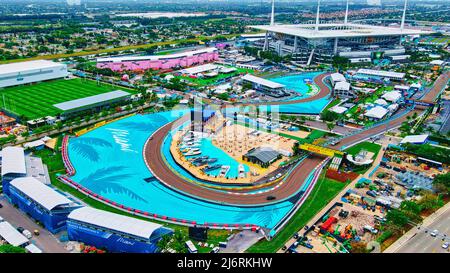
[10,177,74,211]
[68,207,165,240]
[241,74,285,89]
[1,146,26,176]
[357,69,405,79]
[400,134,429,144]
[0,60,65,76]
[365,106,388,119]
[53,90,130,111]
[0,221,29,247]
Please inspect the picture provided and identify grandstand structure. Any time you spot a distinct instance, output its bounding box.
[251,0,432,66]
[9,177,81,233]
[67,207,173,253]
[96,47,219,72]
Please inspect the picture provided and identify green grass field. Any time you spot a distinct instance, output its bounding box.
[344,141,382,158]
[0,78,134,120]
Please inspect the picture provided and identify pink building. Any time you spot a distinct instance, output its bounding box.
[96,47,219,72]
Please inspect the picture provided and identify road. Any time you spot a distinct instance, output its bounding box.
[393,204,450,253]
[0,196,68,253]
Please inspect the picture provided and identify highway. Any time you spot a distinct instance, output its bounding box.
[394,205,450,253]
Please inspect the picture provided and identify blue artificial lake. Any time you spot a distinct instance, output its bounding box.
[68,111,294,229]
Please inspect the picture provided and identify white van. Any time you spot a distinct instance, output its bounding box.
[22,229,32,239]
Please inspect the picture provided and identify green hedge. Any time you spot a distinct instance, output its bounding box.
[376,230,393,244]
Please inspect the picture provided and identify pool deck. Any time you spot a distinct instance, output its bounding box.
[170,122,295,184]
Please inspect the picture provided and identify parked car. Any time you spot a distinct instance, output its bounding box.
[431,230,439,237]
[366,190,378,198]
[210,247,220,253]
[442,242,449,250]
[363,225,378,234]
[16,227,25,233]
[22,229,32,239]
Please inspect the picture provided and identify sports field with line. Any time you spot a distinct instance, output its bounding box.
[0,78,135,120]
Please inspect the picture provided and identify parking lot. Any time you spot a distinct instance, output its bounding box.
[0,195,68,253]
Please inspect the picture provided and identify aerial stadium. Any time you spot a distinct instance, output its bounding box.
[250,0,433,66]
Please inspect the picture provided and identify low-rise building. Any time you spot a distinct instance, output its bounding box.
[243,147,281,168]
[334,81,354,99]
[241,74,286,98]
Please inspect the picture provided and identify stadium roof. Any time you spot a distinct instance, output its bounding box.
[68,207,166,240]
[250,23,432,39]
[0,221,29,247]
[242,74,285,89]
[1,146,26,176]
[0,60,64,75]
[364,106,388,119]
[356,69,405,79]
[53,90,130,111]
[97,47,217,63]
[10,177,75,211]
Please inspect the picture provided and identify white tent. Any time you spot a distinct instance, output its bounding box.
[365,106,388,119]
[382,91,402,103]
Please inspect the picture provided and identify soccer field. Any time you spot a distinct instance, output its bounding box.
[0,78,134,120]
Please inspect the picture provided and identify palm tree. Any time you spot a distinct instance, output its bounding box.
[156,235,172,253]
